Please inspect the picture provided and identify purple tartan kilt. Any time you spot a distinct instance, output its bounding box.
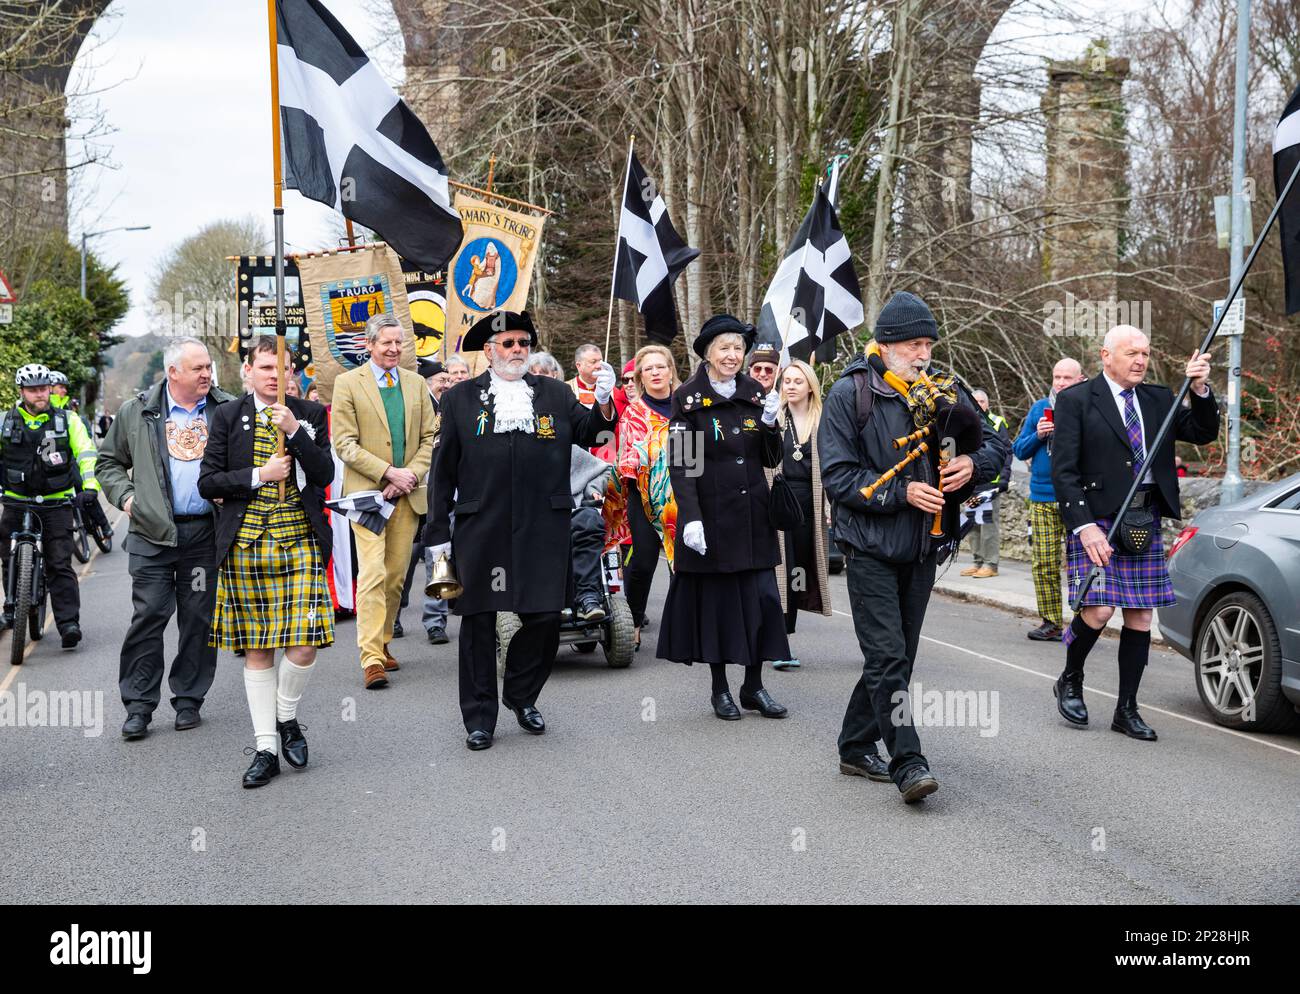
[1066,516,1175,609]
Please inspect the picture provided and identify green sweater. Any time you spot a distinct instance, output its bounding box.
[380,382,406,469]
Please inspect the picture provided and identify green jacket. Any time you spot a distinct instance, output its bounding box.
[97,380,236,548]
[0,403,99,499]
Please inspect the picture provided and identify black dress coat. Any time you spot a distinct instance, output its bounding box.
[198,394,334,565]
[667,365,783,574]
[425,371,617,615]
[1052,375,1219,532]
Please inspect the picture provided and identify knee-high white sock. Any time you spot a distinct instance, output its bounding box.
[243,666,279,754]
[276,654,315,722]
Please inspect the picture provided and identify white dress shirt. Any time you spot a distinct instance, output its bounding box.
[249,395,299,489]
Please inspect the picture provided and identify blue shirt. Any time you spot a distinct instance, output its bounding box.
[164,387,213,516]
[370,360,402,390]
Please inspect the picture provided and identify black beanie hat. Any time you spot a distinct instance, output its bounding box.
[874,291,939,343]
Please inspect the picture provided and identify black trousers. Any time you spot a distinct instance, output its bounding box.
[838,547,936,781]
[624,480,661,625]
[458,610,559,734]
[0,504,79,629]
[119,518,218,716]
[571,507,605,606]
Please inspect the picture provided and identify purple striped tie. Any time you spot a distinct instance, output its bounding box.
[1120,388,1144,476]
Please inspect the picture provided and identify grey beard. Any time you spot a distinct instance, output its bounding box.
[491,355,528,380]
[883,350,927,383]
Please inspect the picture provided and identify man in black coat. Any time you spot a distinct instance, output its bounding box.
[426,311,618,751]
[819,292,1009,804]
[1050,325,1216,741]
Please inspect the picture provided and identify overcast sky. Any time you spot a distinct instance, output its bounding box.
[67,0,402,338]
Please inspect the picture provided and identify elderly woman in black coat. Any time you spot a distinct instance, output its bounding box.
[657,315,792,719]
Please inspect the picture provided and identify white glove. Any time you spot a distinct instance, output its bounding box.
[430,542,452,559]
[761,388,782,426]
[593,361,617,405]
[682,520,707,555]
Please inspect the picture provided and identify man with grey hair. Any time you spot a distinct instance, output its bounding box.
[330,313,437,688]
[98,336,237,739]
[1013,357,1087,641]
[445,355,471,384]
[566,343,602,407]
[527,351,563,378]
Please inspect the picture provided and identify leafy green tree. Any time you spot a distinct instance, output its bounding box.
[0,282,98,408]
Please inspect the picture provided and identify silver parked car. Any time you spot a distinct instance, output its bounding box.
[1161,473,1300,732]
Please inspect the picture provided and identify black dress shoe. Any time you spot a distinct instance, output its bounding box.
[277,718,309,768]
[1111,704,1158,741]
[466,729,493,751]
[427,626,449,645]
[392,617,404,639]
[60,623,82,649]
[839,752,891,782]
[241,748,281,788]
[121,714,150,740]
[711,692,742,720]
[174,708,201,731]
[1028,621,1063,642]
[1053,671,1089,725]
[502,698,545,734]
[739,687,788,718]
[898,765,940,803]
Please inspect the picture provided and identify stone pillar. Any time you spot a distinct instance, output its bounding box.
[1041,48,1130,331]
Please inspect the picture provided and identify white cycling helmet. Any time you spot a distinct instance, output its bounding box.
[15,364,53,388]
[48,370,69,387]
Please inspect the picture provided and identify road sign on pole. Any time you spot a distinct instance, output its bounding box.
[0,304,12,325]
[0,268,16,305]
[1213,297,1245,336]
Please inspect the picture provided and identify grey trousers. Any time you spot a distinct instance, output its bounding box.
[970,494,1001,568]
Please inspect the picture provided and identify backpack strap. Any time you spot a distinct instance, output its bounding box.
[852,369,875,433]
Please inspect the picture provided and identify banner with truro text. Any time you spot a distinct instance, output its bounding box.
[297,244,417,404]
[445,194,545,367]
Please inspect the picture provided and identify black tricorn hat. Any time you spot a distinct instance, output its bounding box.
[417,358,445,379]
[693,313,757,359]
[461,310,538,352]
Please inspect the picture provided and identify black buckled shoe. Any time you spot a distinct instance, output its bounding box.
[1053,671,1089,726]
[277,719,309,768]
[711,692,742,720]
[60,623,82,649]
[466,729,493,751]
[898,765,940,804]
[121,713,150,740]
[739,687,788,718]
[1111,704,1158,741]
[174,708,201,731]
[241,748,281,788]
[502,698,545,735]
[1028,621,1063,642]
[839,752,891,782]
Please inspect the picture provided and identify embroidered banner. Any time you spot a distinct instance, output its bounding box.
[236,256,312,372]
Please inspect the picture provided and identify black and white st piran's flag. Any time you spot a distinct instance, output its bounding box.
[757,159,863,361]
[1275,81,1300,315]
[611,150,700,344]
[275,0,463,272]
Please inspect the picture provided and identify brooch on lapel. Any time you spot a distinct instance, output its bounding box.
[742,417,758,432]
[701,397,713,407]
[712,417,723,441]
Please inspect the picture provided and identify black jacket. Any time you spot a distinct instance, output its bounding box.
[818,353,1009,564]
[1051,375,1219,531]
[425,371,617,615]
[667,365,783,574]
[198,395,334,565]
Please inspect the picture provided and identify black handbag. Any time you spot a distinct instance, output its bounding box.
[768,474,806,531]
[1117,506,1155,556]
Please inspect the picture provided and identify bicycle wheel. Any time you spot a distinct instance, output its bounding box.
[29,569,46,642]
[92,521,113,554]
[71,508,91,563]
[10,542,34,666]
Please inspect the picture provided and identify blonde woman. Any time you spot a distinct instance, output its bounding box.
[658,315,791,720]
[616,345,680,650]
[768,358,833,670]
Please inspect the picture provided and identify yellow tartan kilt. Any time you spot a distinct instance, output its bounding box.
[210,531,335,651]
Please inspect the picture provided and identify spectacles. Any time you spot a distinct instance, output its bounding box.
[622,376,635,383]
[492,337,531,350]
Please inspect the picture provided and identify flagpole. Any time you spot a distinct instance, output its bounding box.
[778,159,833,361]
[1070,152,1300,611]
[605,135,634,359]
[267,0,287,502]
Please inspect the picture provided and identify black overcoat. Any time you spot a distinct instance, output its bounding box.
[425,371,617,615]
[198,394,334,565]
[1052,376,1219,532]
[667,365,783,574]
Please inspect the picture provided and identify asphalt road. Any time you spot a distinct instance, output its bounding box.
[2,525,1296,904]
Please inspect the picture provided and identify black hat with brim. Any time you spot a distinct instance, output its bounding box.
[693,314,757,359]
[461,310,538,352]
[417,358,445,379]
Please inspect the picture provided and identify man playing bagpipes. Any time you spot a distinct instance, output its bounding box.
[818,292,1010,804]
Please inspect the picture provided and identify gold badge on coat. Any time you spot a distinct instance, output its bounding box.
[165,418,208,461]
[537,414,557,439]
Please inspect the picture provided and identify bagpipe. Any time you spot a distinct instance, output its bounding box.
[861,365,984,540]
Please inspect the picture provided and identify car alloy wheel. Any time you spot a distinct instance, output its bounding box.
[1197,603,1264,722]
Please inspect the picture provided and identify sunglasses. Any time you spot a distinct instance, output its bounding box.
[622,376,635,383]
[492,337,531,350]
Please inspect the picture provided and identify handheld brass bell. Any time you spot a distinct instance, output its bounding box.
[426,551,464,600]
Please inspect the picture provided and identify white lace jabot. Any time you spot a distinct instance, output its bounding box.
[489,370,535,433]
[708,376,737,399]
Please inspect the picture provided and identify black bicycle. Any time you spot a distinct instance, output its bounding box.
[3,495,66,666]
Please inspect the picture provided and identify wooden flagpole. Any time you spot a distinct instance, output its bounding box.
[267,0,287,502]
[605,135,634,358]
